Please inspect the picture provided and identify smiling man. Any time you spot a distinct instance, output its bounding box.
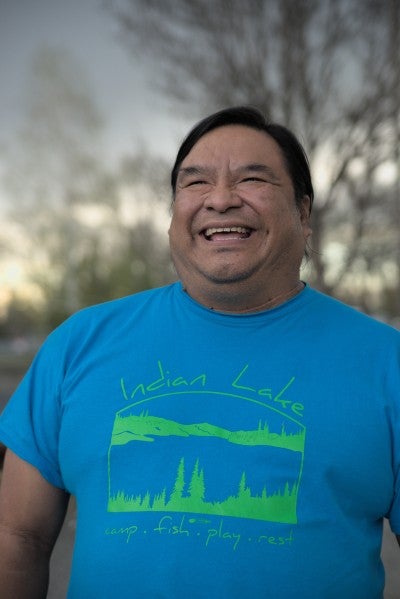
[169,122,311,311]
[0,107,399,599]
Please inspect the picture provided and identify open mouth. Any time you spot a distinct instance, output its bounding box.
[203,226,253,241]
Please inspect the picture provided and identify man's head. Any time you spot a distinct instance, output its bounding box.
[171,106,314,210]
[168,106,313,312]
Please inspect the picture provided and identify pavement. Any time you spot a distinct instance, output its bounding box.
[381,523,400,599]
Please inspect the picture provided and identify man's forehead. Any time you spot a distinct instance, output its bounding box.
[181,125,284,162]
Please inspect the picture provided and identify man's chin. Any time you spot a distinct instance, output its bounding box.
[170,251,260,288]
[201,266,257,285]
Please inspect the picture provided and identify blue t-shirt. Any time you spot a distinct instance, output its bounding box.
[1,284,399,598]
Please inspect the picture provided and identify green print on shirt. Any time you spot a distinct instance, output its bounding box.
[109,413,303,522]
[107,384,305,524]
[110,413,305,452]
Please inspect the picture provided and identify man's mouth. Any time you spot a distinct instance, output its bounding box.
[203,226,252,240]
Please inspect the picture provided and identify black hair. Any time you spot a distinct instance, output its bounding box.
[170,106,314,211]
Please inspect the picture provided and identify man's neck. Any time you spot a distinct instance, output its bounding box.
[183,280,305,314]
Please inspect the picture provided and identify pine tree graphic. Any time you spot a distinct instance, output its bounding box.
[188,459,205,503]
[170,457,185,504]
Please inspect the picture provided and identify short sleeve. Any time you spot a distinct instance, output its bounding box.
[386,341,400,533]
[0,326,69,489]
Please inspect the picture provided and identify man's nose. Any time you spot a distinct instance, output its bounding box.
[203,184,243,212]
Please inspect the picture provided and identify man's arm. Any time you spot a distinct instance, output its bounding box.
[0,449,70,599]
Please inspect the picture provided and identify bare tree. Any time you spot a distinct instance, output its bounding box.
[386,0,400,316]
[106,0,400,316]
[2,46,174,330]
[2,47,109,315]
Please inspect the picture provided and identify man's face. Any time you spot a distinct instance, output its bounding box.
[169,125,311,304]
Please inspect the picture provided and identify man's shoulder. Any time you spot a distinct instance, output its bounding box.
[48,284,178,345]
[75,283,176,319]
[307,287,400,340]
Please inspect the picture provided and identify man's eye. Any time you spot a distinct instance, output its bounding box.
[241,177,265,183]
[187,180,207,186]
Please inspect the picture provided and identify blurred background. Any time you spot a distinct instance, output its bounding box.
[1,0,400,344]
[0,0,399,596]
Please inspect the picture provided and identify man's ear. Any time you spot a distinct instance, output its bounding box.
[299,195,312,240]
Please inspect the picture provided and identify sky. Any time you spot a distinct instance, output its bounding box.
[0,0,192,306]
[0,0,188,167]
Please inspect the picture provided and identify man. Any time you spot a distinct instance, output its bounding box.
[0,106,399,598]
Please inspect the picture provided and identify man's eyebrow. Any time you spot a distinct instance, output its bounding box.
[177,165,213,179]
[177,163,281,181]
[238,163,280,180]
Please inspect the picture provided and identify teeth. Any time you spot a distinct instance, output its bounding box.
[205,226,250,237]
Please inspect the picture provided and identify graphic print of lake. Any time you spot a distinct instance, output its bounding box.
[107,392,305,524]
